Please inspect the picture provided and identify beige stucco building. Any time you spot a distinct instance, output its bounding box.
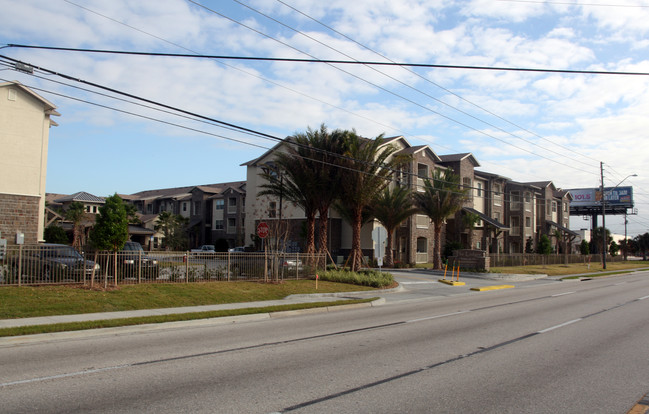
[0,81,59,245]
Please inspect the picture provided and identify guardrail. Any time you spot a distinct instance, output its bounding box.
[0,245,325,286]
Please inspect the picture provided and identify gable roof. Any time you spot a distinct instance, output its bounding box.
[129,181,245,200]
[54,191,105,204]
[0,81,61,123]
[439,153,480,167]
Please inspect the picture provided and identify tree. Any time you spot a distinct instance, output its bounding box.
[155,211,189,251]
[44,224,69,244]
[580,239,590,255]
[525,237,534,254]
[537,234,552,255]
[64,201,87,249]
[591,227,612,255]
[369,185,417,267]
[413,169,468,270]
[89,194,129,286]
[609,240,619,257]
[336,131,408,271]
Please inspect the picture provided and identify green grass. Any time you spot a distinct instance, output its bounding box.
[0,297,379,338]
[489,261,649,277]
[0,280,375,320]
[318,269,395,288]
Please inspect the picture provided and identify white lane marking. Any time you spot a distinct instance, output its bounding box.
[538,319,582,334]
[615,282,627,286]
[0,364,130,388]
[638,295,649,300]
[552,291,575,297]
[407,310,470,323]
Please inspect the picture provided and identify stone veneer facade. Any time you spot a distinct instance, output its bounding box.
[0,193,40,245]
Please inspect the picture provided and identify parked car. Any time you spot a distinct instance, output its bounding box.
[228,246,245,253]
[9,243,99,282]
[191,245,216,254]
[118,241,158,278]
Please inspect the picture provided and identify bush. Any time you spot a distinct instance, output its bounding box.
[316,269,394,288]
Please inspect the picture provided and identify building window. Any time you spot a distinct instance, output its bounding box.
[525,217,531,227]
[510,191,520,210]
[546,201,551,216]
[476,182,482,197]
[416,237,428,263]
[463,177,471,189]
[227,218,236,234]
[214,220,224,230]
[269,201,277,218]
[193,202,201,215]
[416,215,429,229]
[215,199,224,210]
[495,212,501,223]
[183,202,187,212]
[494,184,502,206]
[510,216,520,236]
[552,201,557,213]
[228,198,237,214]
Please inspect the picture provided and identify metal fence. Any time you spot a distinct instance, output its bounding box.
[488,253,626,267]
[0,245,325,286]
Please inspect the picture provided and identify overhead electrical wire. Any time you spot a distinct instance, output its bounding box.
[8,44,649,76]
[40,1,609,174]
[3,44,602,177]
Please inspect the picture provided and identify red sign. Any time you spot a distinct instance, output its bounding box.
[257,222,269,239]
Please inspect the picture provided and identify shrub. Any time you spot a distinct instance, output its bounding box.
[316,269,394,288]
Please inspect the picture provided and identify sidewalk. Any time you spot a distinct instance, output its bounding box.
[0,291,387,330]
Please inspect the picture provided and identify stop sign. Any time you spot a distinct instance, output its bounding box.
[257,222,269,239]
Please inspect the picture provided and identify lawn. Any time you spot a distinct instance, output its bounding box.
[489,261,649,277]
[0,280,376,320]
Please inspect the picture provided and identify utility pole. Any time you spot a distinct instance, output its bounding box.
[600,162,607,270]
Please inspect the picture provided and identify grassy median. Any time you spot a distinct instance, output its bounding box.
[490,261,649,277]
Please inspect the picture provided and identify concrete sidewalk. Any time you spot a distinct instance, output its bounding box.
[0,291,386,330]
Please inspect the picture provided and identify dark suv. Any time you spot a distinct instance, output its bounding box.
[10,244,100,282]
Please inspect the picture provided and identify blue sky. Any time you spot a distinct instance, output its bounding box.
[1,0,648,237]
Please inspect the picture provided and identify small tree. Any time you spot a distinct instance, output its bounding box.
[65,201,88,250]
[609,240,619,257]
[525,237,534,254]
[90,194,129,286]
[579,239,590,255]
[44,224,69,244]
[537,234,552,256]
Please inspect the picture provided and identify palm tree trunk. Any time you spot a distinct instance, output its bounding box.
[350,209,363,272]
[385,230,394,267]
[317,207,329,269]
[433,222,443,270]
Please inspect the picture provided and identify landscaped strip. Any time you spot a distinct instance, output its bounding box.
[470,285,515,292]
[0,298,379,338]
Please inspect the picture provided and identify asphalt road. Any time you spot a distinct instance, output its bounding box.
[1,271,648,413]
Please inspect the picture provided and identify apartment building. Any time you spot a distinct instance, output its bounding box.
[124,181,246,249]
[0,81,59,245]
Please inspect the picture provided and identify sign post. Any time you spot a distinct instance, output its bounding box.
[371,226,387,271]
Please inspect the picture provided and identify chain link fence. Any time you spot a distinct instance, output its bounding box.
[0,244,324,286]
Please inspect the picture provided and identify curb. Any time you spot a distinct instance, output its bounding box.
[0,298,387,346]
[438,279,466,286]
[627,392,649,414]
[470,285,515,292]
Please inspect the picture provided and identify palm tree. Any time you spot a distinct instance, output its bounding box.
[413,169,468,270]
[369,185,417,267]
[260,125,346,258]
[336,131,407,271]
[64,201,87,250]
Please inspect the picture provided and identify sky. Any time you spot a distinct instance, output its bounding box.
[1,0,648,238]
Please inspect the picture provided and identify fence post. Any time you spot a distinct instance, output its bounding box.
[227,251,231,282]
[18,245,22,287]
[138,250,142,284]
[185,251,189,283]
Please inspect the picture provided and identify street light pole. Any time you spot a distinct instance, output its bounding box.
[601,162,606,269]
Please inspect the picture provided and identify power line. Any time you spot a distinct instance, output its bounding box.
[7,44,649,76]
[495,0,649,7]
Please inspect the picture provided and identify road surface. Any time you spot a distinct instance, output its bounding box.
[1,271,648,413]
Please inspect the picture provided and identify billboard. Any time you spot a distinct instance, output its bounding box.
[568,186,634,211]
